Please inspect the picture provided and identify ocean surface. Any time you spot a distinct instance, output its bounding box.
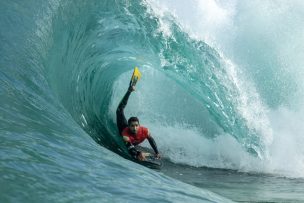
[1,0,304,202]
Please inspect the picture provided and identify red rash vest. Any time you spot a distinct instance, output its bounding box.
[122,126,149,145]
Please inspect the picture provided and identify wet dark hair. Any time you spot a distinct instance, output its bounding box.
[128,117,139,125]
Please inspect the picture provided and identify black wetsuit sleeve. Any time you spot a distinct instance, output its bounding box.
[116,89,132,134]
[148,136,159,154]
[117,89,132,111]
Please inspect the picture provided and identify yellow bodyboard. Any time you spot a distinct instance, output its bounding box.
[130,67,141,86]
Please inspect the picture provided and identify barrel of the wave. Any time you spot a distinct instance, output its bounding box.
[124,67,162,170]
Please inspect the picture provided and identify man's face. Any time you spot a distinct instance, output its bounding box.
[129,121,139,134]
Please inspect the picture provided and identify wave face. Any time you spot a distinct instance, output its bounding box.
[1,0,304,201]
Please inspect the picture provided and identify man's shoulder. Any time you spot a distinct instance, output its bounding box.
[139,126,149,135]
[139,126,148,131]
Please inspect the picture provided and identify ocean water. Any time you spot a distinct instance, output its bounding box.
[1,0,304,202]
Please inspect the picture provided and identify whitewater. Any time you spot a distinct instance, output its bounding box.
[1,0,304,202]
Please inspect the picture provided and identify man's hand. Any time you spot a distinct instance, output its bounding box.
[155,153,161,159]
[137,152,146,161]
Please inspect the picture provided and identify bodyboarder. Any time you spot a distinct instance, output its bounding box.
[116,83,160,161]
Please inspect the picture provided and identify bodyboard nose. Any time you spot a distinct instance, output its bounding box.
[130,67,141,86]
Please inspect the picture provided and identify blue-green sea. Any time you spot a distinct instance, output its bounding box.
[1,0,304,202]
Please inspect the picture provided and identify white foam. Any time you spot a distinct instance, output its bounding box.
[265,107,304,177]
[146,0,236,49]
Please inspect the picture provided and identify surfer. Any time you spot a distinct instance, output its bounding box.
[116,80,160,161]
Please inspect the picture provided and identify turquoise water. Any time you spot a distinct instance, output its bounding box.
[1,0,304,202]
